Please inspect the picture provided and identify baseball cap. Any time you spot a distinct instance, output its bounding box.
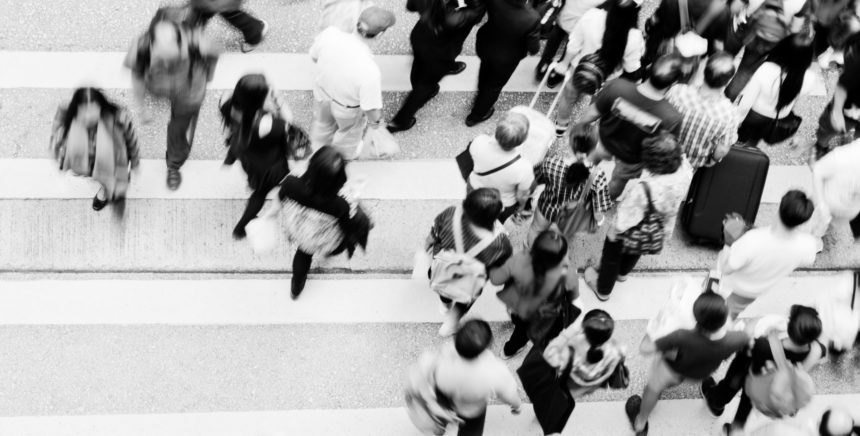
[358,6,396,37]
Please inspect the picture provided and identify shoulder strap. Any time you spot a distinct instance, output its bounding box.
[577,169,598,203]
[452,205,466,254]
[640,181,656,213]
[475,155,522,177]
[464,221,504,258]
[767,332,790,370]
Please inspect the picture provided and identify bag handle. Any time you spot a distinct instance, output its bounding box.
[529,63,573,116]
[475,155,522,177]
[766,331,790,370]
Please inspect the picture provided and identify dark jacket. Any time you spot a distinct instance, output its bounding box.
[407,0,486,62]
[476,0,541,62]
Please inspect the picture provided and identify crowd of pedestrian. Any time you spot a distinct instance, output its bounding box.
[44,0,860,434]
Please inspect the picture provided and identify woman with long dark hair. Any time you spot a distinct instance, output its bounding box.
[493,229,579,357]
[220,74,310,239]
[276,146,371,299]
[50,87,139,212]
[735,33,816,147]
[387,0,486,132]
[552,0,645,134]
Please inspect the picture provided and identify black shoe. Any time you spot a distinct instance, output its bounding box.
[291,275,307,299]
[503,340,526,359]
[386,117,416,133]
[465,107,495,127]
[447,61,467,76]
[92,194,109,211]
[546,69,565,89]
[625,395,649,436]
[700,377,724,417]
[535,62,550,82]
[232,225,247,240]
[167,168,182,190]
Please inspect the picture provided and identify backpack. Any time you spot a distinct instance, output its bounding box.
[617,182,665,255]
[573,52,607,95]
[429,206,502,304]
[744,333,815,418]
[751,0,793,43]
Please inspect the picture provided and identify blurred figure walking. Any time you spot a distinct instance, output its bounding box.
[189,0,269,52]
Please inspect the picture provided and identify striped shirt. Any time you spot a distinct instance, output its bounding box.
[535,155,613,223]
[429,206,513,269]
[666,84,739,169]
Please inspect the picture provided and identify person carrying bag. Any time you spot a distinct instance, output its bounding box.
[744,332,815,418]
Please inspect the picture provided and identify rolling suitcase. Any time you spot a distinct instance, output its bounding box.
[681,145,769,245]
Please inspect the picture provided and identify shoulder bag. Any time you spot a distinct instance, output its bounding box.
[744,332,815,418]
[557,169,599,238]
[617,182,666,255]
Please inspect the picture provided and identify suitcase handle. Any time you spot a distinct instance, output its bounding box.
[529,62,572,117]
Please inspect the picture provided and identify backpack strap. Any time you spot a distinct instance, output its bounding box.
[464,221,504,259]
[767,332,790,370]
[474,155,522,177]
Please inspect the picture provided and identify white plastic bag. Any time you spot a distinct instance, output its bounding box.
[357,127,400,159]
[246,205,281,255]
[817,297,860,352]
[641,277,701,354]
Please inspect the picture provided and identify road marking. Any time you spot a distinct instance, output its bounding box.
[0,51,829,96]
[0,158,813,202]
[0,273,850,325]
[0,395,855,436]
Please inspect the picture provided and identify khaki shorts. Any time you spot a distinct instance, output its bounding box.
[647,355,685,392]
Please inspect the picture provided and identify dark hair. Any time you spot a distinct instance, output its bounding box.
[224,74,270,154]
[61,88,120,140]
[693,291,728,333]
[455,319,493,359]
[462,188,503,230]
[582,309,614,363]
[419,0,448,35]
[530,230,568,296]
[642,131,682,175]
[285,124,312,160]
[766,34,814,111]
[134,6,202,82]
[703,51,736,89]
[779,190,815,229]
[649,54,683,90]
[564,162,591,186]
[787,305,822,345]
[301,146,348,197]
[570,123,599,155]
[598,0,641,74]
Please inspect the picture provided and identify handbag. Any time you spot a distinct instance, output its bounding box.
[517,346,575,435]
[617,182,665,255]
[603,357,630,389]
[357,126,400,159]
[557,170,599,237]
[744,333,815,418]
[762,112,802,145]
[455,142,474,181]
[527,279,582,349]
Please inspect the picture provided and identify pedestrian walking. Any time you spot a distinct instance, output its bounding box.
[812,139,860,239]
[534,0,606,82]
[219,74,311,239]
[427,188,514,336]
[553,0,646,133]
[570,55,684,199]
[702,305,826,435]
[665,52,739,170]
[189,0,269,52]
[626,291,750,436]
[493,230,579,358]
[467,0,541,126]
[275,146,372,299]
[124,6,221,190]
[309,6,395,157]
[814,35,860,160]
[50,87,140,212]
[640,0,730,69]
[718,190,819,319]
[387,0,486,132]
[582,132,693,301]
[735,34,815,148]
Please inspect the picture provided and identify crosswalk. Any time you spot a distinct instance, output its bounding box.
[1,0,858,435]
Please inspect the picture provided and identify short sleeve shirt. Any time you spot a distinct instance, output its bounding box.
[467,135,535,207]
[722,227,818,298]
[310,27,383,110]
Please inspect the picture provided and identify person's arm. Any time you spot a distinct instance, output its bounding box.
[118,110,140,170]
[361,74,385,129]
[619,31,644,82]
[718,234,750,275]
[514,168,536,210]
[526,21,541,56]
[488,257,513,286]
[197,34,222,83]
[653,330,679,353]
[830,84,849,133]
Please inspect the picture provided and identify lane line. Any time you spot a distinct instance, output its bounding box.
[0,395,856,436]
[0,51,829,96]
[0,158,812,202]
[0,273,850,325]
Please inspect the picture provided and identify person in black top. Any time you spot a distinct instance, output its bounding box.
[467,0,541,126]
[387,0,486,133]
[220,74,311,239]
[701,305,827,435]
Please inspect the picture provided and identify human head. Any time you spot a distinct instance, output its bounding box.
[787,305,822,346]
[531,230,568,271]
[454,319,493,359]
[642,131,682,175]
[703,51,736,89]
[495,112,530,151]
[64,87,119,131]
[564,162,591,186]
[582,309,615,363]
[146,7,188,65]
[819,408,856,436]
[765,34,814,110]
[357,6,396,38]
[693,291,729,333]
[462,188,503,230]
[230,74,269,123]
[648,54,683,91]
[302,146,348,197]
[778,190,815,229]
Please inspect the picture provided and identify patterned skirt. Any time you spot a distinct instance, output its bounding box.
[281,199,344,255]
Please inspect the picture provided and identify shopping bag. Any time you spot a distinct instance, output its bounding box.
[640,277,701,354]
[817,296,860,352]
[245,213,280,255]
[357,127,400,159]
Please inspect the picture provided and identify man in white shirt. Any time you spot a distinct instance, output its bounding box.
[718,190,819,319]
[812,139,860,238]
[468,112,536,224]
[309,6,395,158]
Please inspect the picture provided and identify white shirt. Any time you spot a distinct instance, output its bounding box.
[434,344,520,418]
[736,62,816,119]
[309,27,383,111]
[720,227,818,298]
[814,139,860,219]
[565,8,645,75]
[556,0,606,33]
[468,134,536,207]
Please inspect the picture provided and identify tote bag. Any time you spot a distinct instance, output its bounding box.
[617,182,665,255]
[558,171,599,237]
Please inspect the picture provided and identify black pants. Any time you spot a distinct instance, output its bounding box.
[597,237,641,296]
[235,181,280,233]
[292,249,314,291]
[538,25,568,69]
[166,100,201,170]
[456,410,487,436]
[704,351,753,426]
[392,52,453,125]
[196,9,265,44]
[507,314,531,350]
[471,56,522,117]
